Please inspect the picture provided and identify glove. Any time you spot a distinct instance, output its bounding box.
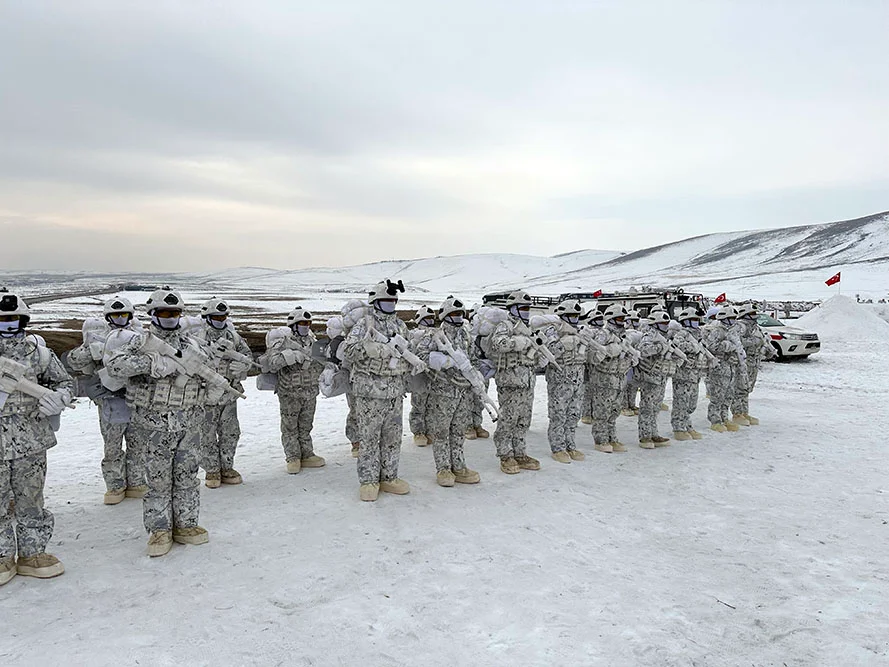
[512,337,531,352]
[281,349,305,366]
[428,352,454,371]
[150,355,179,378]
[88,341,105,361]
[605,343,623,358]
[479,359,496,381]
[38,391,66,416]
[228,360,251,376]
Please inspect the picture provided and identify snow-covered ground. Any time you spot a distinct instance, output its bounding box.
[2,299,887,666]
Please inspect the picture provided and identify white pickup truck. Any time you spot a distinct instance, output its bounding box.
[757,314,821,360]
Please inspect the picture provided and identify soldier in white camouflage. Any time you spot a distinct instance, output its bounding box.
[730,303,774,426]
[1,290,72,584]
[586,305,635,453]
[538,300,589,463]
[464,306,492,441]
[702,305,746,433]
[489,291,541,474]
[669,307,710,441]
[67,296,147,504]
[621,310,642,416]
[105,289,211,558]
[414,297,482,486]
[192,298,253,487]
[635,311,679,448]
[408,305,437,447]
[259,307,326,474]
[580,308,605,425]
[341,280,412,501]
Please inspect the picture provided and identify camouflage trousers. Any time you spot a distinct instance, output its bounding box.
[638,377,668,440]
[707,364,737,425]
[354,395,404,485]
[469,377,491,428]
[279,387,318,463]
[345,391,360,444]
[589,382,622,445]
[427,388,473,473]
[624,374,640,410]
[671,378,700,432]
[0,451,53,558]
[98,400,145,492]
[143,428,201,534]
[493,385,533,458]
[546,366,585,453]
[409,390,430,436]
[731,361,760,417]
[202,401,241,474]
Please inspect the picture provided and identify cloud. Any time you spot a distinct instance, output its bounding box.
[0,1,887,271]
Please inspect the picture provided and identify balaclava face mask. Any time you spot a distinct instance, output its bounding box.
[444,315,463,326]
[0,319,22,337]
[376,300,397,314]
[108,314,131,328]
[295,324,311,337]
[151,313,181,331]
[208,318,227,330]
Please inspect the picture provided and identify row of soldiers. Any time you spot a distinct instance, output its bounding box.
[0,281,770,582]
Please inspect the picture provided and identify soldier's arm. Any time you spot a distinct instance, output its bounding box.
[66,343,96,373]
[40,351,74,394]
[105,335,153,379]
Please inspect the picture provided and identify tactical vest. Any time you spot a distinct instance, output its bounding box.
[0,339,52,417]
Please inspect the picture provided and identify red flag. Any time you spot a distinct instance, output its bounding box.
[592,289,603,298]
[825,272,841,287]
[714,293,726,304]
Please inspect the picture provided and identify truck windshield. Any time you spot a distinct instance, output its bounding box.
[757,314,784,327]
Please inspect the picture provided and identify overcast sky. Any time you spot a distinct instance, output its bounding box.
[1,1,887,272]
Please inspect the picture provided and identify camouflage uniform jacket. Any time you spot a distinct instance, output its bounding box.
[192,324,252,404]
[342,308,409,399]
[415,322,476,397]
[261,328,323,394]
[0,334,73,460]
[490,316,538,389]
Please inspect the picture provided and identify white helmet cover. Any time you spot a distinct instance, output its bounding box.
[439,296,467,321]
[0,289,31,327]
[604,304,629,322]
[677,307,702,322]
[555,300,583,318]
[504,290,532,309]
[716,305,739,321]
[146,288,185,313]
[368,279,405,304]
[103,296,135,317]
[286,307,313,326]
[201,297,231,318]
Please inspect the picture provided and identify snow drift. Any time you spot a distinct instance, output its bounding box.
[796,295,889,342]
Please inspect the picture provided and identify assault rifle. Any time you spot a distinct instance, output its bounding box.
[207,337,260,371]
[141,334,246,400]
[0,357,72,409]
[368,329,428,375]
[433,331,500,422]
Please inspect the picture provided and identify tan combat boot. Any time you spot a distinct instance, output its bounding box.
[205,472,222,489]
[453,468,480,484]
[568,449,585,461]
[0,556,17,586]
[610,441,627,452]
[710,422,727,433]
[551,451,571,464]
[732,414,751,427]
[500,457,520,474]
[594,442,613,453]
[359,483,380,502]
[652,436,671,447]
[103,488,126,505]
[724,421,741,432]
[413,434,430,447]
[515,456,540,471]
[125,485,148,499]
[464,428,478,441]
[351,442,360,458]
[147,531,173,557]
[16,553,65,579]
[689,430,704,440]
[380,478,411,495]
[286,459,302,474]
[673,431,692,441]
[620,408,636,417]
[173,526,209,545]
[474,426,490,439]
[221,469,242,485]
[580,416,593,425]
[746,414,760,426]
[301,455,326,468]
[639,438,655,449]
[436,470,456,487]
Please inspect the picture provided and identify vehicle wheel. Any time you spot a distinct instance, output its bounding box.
[771,342,785,362]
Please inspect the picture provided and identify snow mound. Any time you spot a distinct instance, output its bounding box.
[796,295,889,341]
